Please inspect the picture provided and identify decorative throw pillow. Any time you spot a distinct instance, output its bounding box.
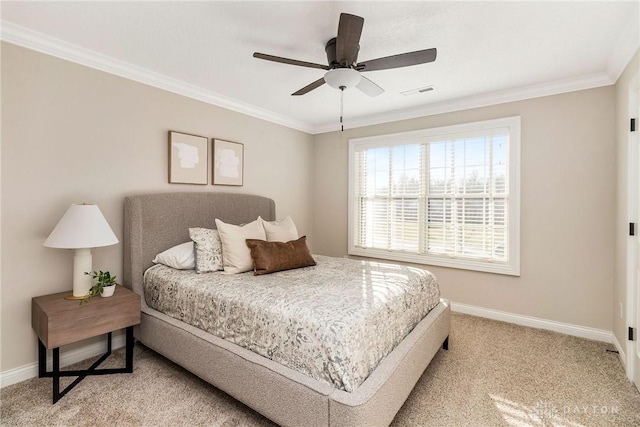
[245,236,316,275]
[259,215,299,242]
[188,228,224,273]
[152,241,195,270]
[215,218,266,274]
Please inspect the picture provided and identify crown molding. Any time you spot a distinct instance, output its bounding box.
[1,20,632,136]
[313,72,614,134]
[0,21,314,134]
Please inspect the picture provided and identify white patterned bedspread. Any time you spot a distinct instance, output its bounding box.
[143,255,441,392]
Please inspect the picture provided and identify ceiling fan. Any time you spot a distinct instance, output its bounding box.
[253,13,437,98]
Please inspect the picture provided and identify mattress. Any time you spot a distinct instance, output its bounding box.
[143,255,440,392]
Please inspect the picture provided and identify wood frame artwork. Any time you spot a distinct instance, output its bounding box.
[168,131,208,185]
[212,139,244,186]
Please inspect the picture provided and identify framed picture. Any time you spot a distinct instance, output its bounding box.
[213,139,244,186]
[168,131,208,185]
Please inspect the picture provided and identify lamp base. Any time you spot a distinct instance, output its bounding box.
[72,248,93,298]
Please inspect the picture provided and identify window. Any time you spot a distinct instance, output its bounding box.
[348,116,520,276]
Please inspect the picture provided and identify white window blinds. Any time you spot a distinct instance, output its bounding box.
[349,117,520,276]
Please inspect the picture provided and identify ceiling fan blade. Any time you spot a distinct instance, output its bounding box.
[336,13,364,65]
[292,78,326,96]
[356,76,384,97]
[253,52,330,70]
[357,48,437,72]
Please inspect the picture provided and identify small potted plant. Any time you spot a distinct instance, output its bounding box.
[84,270,117,301]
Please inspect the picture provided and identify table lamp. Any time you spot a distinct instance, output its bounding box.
[44,203,119,300]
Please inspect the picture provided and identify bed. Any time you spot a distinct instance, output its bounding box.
[123,192,450,427]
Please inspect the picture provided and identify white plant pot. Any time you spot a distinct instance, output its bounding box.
[100,285,116,298]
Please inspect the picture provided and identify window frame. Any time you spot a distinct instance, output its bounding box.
[348,116,521,276]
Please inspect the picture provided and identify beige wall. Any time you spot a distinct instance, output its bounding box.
[614,49,640,350]
[313,87,616,331]
[0,43,314,371]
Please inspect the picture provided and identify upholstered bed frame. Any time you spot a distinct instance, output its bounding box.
[123,192,450,427]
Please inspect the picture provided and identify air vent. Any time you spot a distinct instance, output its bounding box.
[401,85,434,96]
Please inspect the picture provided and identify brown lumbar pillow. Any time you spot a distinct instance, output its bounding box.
[245,236,316,275]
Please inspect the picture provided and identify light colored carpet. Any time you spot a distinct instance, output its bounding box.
[2,314,639,426]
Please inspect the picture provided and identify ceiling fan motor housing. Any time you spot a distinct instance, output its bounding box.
[325,37,359,68]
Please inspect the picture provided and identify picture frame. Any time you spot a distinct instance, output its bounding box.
[212,139,244,186]
[168,131,208,185]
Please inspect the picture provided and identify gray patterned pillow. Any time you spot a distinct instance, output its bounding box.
[188,228,224,273]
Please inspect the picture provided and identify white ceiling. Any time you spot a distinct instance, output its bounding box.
[2,1,639,134]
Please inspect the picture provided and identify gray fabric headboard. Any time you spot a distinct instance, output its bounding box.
[123,192,276,305]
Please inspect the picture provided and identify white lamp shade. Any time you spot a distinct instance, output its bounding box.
[44,204,118,249]
[324,68,362,90]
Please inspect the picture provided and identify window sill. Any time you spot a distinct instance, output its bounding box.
[348,247,520,276]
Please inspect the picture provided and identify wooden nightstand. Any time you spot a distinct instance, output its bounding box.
[32,285,141,403]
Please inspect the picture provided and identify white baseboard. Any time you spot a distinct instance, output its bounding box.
[0,332,125,389]
[612,333,627,370]
[450,301,613,343]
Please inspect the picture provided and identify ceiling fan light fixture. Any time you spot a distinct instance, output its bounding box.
[324,68,361,90]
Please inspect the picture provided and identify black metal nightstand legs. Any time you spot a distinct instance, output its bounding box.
[125,325,134,372]
[38,326,135,403]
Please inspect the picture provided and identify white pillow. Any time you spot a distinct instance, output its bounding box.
[189,228,224,273]
[215,218,266,274]
[152,242,195,270]
[260,215,299,242]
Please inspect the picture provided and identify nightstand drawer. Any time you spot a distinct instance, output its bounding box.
[32,285,140,349]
